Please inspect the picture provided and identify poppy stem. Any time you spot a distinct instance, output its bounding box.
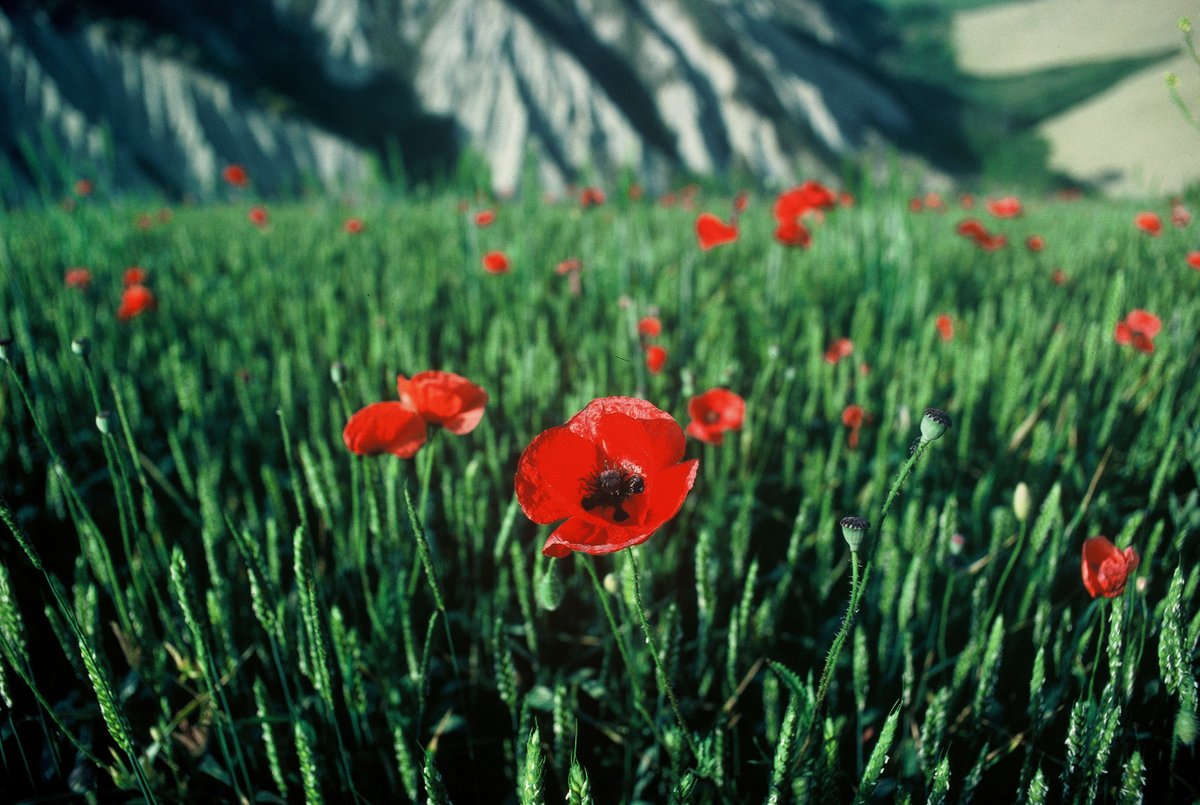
[626,548,702,763]
[1087,605,1108,701]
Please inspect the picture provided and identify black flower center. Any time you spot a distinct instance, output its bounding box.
[702,410,721,424]
[581,466,645,523]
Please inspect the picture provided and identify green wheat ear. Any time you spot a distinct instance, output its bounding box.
[423,750,452,805]
[519,724,545,805]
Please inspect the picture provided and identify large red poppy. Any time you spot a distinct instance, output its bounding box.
[65,267,92,289]
[515,397,699,558]
[695,213,739,250]
[686,388,745,445]
[1113,309,1161,354]
[117,285,156,321]
[773,181,836,222]
[1134,212,1162,236]
[1081,536,1139,598]
[343,371,487,459]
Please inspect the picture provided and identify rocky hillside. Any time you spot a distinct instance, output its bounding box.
[2,0,966,201]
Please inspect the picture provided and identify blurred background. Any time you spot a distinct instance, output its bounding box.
[2,0,1196,203]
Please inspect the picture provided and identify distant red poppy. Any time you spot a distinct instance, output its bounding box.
[580,187,606,208]
[1081,536,1139,598]
[956,219,988,240]
[65,268,92,289]
[74,179,93,197]
[695,213,739,250]
[136,214,153,231]
[1113,309,1162,354]
[959,193,975,209]
[1026,235,1045,252]
[659,192,677,208]
[627,183,644,201]
[123,266,147,287]
[1171,202,1191,228]
[1055,188,1083,201]
[1134,212,1162,236]
[774,218,812,248]
[637,316,662,338]
[839,192,855,207]
[986,196,1022,218]
[935,314,954,342]
[645,345,667,375]
[908,197,923,212]
[157,208,173,224]
[686,388,745,445]
[923,191,944,210]
[344,217,364,234]
[774,181,836,223]
[482,251,510,274]
[555,258,581,275]
[824,337,853,365]
[249,206,268,228]
[979,234,1008,252]
[117,285,156,321]
[514,396,699,558]
[733,190,749,213]
[222,164,249,188]
[841,404,864,449]
[1051,268,1068,285]
[1187,251,1200,270]
[474,209,496,227]
[343,371,487,458]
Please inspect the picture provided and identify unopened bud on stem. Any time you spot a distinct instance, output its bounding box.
[920,407,952,444]
[95,410,114,435]
[839,516,870,553]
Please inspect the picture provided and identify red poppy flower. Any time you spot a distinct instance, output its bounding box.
[659,192,677,208]
[1081,536,1139,598]
[628,183,644,201]
[136,214,153,231]
[579,187,606,208]
[343,371,487,459]
[959,193,975,209]
[695,213,739,250]
[1134,212,1162,236]
[841,404,864,449]
[686,388,745,445]
[483,251,510,274]
[638,316,662,338]
[956,219,988,240]
[773,181,837,223]
[774,218,812,248]
[249,206,269,228]
[1026,235,1045,252]
[979,234,1008,251]
[514,396,699,558]
[839,192,855,207]
[117,285,156,321]
[908,197,923,212]
[1171,203,1191,228]
[123,266,147,286]
[935,314,954,342]
[344,217,364,234]
[1187,251,1200,270]
[824,337,853,365]
[1113,309,1161,354]
[65,268,92,289]
[986,196,1022,218]
[923,191,944,210]
[645,345,667,375]
[1051,268,1068,285]
[74,178,93,197]
[733,190,749,213]
[556,258,581,275]
[223,164,249,188]
[474,209,496,227]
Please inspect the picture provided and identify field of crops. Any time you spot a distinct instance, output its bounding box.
[1,174,1198,803]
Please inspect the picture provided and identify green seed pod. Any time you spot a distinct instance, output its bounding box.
[920,408,952,444]
[535,561,564,611]
[839,516,870,553]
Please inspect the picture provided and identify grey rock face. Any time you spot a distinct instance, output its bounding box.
[1,0,927,201]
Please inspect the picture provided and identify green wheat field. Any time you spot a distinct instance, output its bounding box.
[1,173,1198,803]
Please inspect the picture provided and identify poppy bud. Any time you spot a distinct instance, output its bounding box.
[330,361,347,387]
[920,408,952,444]
[949,533,966,556]
[71,337,91,358]
[602,572,620,595]
[96,410,114,435]
[1013,483,1031,523]
[535,562,565,611]
[839,516,870,553]
[0,337,13,363]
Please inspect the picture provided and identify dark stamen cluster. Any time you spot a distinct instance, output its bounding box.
[581,466,645,522]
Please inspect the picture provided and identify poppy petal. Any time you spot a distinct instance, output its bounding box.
[541,517,636,558]
[695,213,739,250]
[639,458,700,530]
[343,402,427,458]
[515,427,601,525]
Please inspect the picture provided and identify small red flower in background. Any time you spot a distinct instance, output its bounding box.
[774,218,812,248]
[733,190,749,214]
[117,285,156,321]
[638,316,662,338]
[774,181,836,223]
[474,209,496,227]
[1187,251,1200,270]
[1026,235,1045,252]
[1113,309,1161,354]
[123,266,147,286]
[935,314,954,342]
[343,371,487,459]
[659,192,677,208]
[222,164,249,188]
[841,404,864,449]
[249,206,268,228]
[628,183,644,201]
[556,258,581,275]
[695,213,739,250]
[956,219,1007,251]
[923,191,945,210]
[483,251,510,274]
[985,196,1022,218]
[344,217,364,234]
[1081,536,1139,598]
[579,187,606,208]
[65,268,92,289]
[839,191,855,207]
[1051,268,1068,285]
[74,179,93,197]
[824,337,854,365]
[136,214,153,231]
[645,345,667,375]
[1171,201,1190,228]
[959,193,975,209]
[1134,212,1162,236]
[687,388,745,445]
[515,396,699,558]
[908,197,923,212]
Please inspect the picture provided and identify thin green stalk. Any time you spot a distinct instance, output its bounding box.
[983,520,1028,630]
[1087,606,1108,702]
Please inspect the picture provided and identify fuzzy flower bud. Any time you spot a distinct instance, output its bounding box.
[330,361,346,387]
[1013,482,1031,523]
[949,533,966,557]
[71,337,91,358]
[920,407,952,444]
[95,410,114,435]
[839,516,870,553]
